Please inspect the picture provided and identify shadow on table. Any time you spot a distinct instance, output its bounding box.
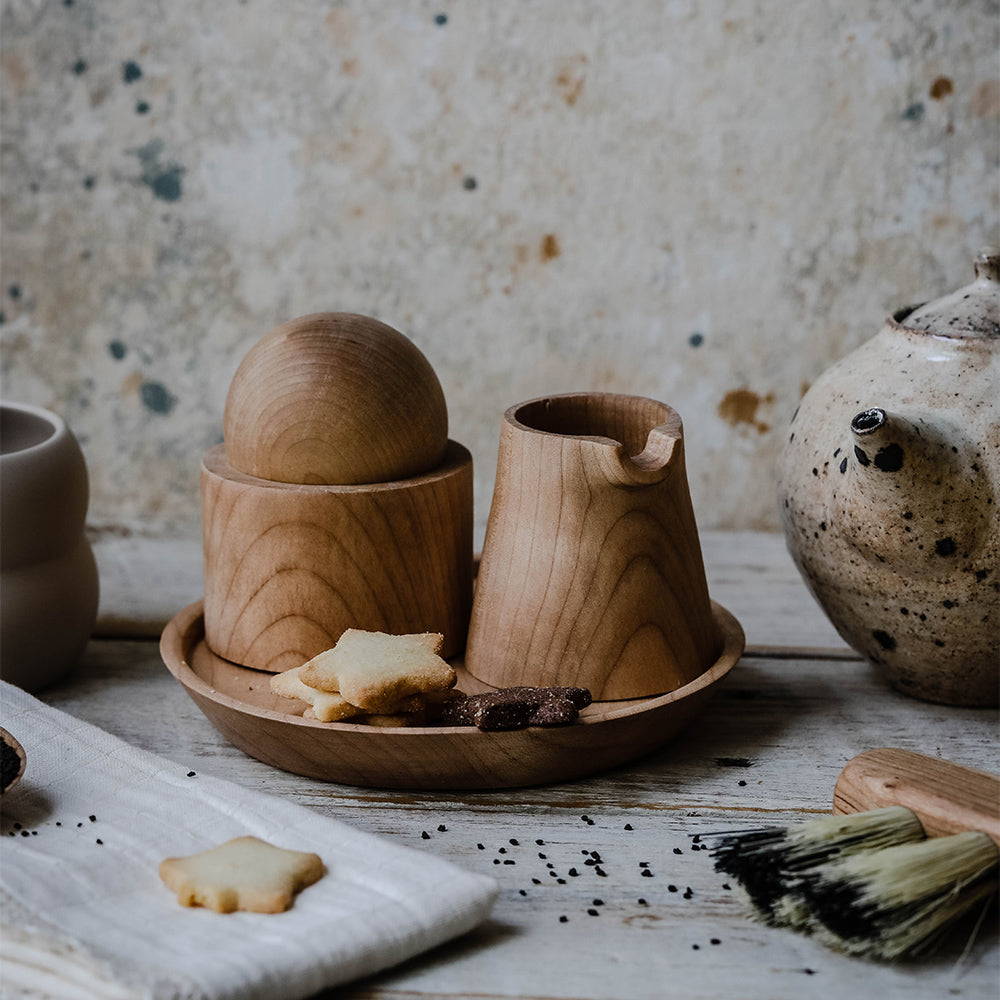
[322,918,521,998]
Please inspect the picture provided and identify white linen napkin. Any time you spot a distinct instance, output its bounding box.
[0,681,498,1000]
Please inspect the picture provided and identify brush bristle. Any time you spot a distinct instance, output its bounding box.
[797,830,999,960]
[711,806,925,925]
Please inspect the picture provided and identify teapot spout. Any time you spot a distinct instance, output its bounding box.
[838,407,991,571]
[850,407,907,471]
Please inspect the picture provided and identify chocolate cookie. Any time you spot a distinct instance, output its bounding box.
[436,685,592,731]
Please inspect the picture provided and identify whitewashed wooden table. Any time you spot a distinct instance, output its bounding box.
[37,531,1000,999]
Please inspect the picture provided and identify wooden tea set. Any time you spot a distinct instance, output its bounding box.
[160,311,745,789]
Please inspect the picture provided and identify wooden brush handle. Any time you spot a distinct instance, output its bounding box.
[833,748,1000,846]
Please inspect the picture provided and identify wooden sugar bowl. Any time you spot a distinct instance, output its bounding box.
[202,313,473,672]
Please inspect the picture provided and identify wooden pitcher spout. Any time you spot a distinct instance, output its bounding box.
[587,420,682,488]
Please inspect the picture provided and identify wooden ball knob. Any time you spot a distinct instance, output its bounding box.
[224,313,448,485]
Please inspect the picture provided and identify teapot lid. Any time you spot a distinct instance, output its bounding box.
[896,246,999,340]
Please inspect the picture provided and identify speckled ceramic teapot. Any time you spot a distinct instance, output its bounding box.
[777,247,999,707]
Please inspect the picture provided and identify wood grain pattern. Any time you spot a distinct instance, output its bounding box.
[223,312,449,486]
[466,394,721,700]
[160,599,744,790]
[833,747,1000,844]
[201,440,473,670]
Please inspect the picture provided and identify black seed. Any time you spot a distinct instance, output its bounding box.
[531,878,541,885]
[186,771,196,777]
[595,867,607,877]
[503,859,515,865]
[437,824,447,832]
[738,780,747,787]
[509,838,519,845]
[89,815,97,822]
[559,915,568,922]
[722,883,732,890]
[493,859,500,865]
[587,908,599,916]
[641,869,653,877]
[568,868,579,876]
[12,823,20,830]
[638,898,648,905]
[421,831,430,839]
[673,847,683,854]
[624,823,633,830]
[499,847,507,854]
[668,884,678,892]
[692,943,700,950]
[538,852,546,859]
[20,830,29,837]
[556,878,566,883]
[535,839,544,845]
[710,938,721,945]
[96,838,103,845]
[519,889,527,896]
[593,898,604,906]
[477,843,485,850]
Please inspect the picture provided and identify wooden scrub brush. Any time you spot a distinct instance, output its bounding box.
[711,748,999,960]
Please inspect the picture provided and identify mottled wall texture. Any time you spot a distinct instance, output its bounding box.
[2,0,998,541]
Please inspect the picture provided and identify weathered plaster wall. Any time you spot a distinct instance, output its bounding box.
[2,0,997,542]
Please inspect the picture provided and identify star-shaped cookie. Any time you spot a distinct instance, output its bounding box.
[159,836,325,913]
[298,629,455,712]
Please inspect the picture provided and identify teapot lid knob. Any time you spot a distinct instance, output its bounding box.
[973,246,1000,284]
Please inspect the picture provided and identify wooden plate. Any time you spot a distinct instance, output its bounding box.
[160,601,745,790]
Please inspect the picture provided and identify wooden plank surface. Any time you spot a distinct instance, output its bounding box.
[34,528,998,1000]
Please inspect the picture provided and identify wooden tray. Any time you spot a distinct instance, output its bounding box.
[160,601,745,790]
